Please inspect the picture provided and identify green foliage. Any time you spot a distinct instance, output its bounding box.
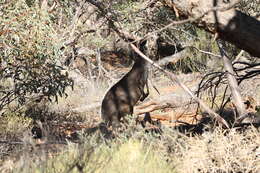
[0,1,73,110]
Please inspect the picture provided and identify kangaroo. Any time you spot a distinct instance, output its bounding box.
[101,40,150,128]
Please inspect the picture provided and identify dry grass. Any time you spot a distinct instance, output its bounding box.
[171,127,260,173]
[1,70,260,173]
[1,134,175,173]
[1,123,259,173]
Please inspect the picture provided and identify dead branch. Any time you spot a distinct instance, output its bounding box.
[217,40,247,124]
[156,48,188,66]
[197,60,260,112]
[155,45,222,67]
[134,93,196,115]
[186,46,221,58]
[233,50,245,63]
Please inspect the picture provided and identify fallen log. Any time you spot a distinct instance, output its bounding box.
[134,93,196,115]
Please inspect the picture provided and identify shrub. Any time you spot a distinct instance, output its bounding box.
[0,1,73,111]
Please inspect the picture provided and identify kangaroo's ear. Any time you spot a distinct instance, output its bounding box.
[139,39,147,48]
[138,39,147,53]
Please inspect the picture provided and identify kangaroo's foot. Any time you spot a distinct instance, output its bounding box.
[140,92,149,102]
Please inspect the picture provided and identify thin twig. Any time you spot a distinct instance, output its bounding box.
[186,45,222,58]
[232,50,245,63]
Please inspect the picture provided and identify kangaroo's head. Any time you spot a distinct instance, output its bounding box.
[126,35,159,62]
[135,34,159,61]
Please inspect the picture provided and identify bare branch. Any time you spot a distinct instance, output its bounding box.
[156,48,188,66]
[186,46,222,58]
[232,50,245,63]
[134,93,196,115]
[217,40,247,125]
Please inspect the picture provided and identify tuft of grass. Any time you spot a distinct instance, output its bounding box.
[103,139,174,173]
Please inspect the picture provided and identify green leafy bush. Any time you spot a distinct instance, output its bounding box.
[0,1,73,110]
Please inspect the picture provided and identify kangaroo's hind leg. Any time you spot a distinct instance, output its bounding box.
[110,113,122,130]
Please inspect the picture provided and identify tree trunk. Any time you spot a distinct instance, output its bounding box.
[161,0,260,58]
